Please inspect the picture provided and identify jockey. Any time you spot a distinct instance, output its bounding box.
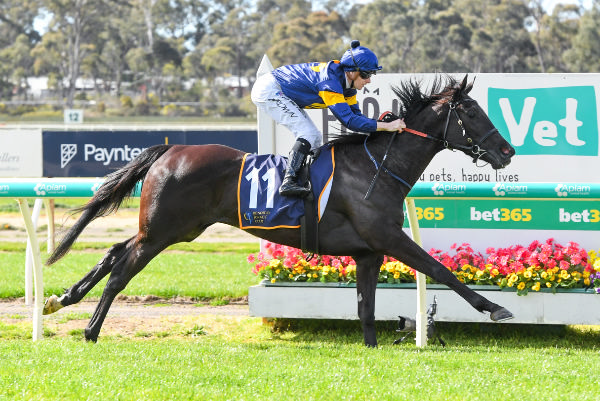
[251,40,406,197]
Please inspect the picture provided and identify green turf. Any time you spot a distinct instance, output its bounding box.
[0,243,259,299]
[0,321,598,400]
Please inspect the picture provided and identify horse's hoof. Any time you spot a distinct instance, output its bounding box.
[490,307,514,322]
[84,328,98,343]
[43,295,63,315]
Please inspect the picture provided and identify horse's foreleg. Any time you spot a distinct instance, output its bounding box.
[43,239,131,315]
[355,253,384,347]
[385,233,513,321]
[84,241,162,342]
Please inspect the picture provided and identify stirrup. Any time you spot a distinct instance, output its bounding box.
[279,180,311,197]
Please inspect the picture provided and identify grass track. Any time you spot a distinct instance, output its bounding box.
[0,320,599,400]
[0,242,259,299]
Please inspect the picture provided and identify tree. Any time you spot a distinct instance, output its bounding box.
[457,0,536,73]
[34,0,112,107]
[269,10,348,66]
[563,4,600,72]
[350,0,431,73]
[0,0,43,98]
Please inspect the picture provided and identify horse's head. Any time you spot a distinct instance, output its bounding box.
[440,75,515,169]
[396,74,515,169]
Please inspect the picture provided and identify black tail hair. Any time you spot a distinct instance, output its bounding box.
[46,144,172,265]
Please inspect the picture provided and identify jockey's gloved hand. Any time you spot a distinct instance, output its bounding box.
[378,111,401,123]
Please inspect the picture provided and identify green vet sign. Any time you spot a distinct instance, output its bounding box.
[488,86,598,156]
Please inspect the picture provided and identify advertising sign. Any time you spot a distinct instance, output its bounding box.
[43,129,257,177]
[0,130,43,177]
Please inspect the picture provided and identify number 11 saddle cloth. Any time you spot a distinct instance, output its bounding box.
[237,145,335,230]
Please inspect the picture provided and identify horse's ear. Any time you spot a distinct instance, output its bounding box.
[459,74,474,96]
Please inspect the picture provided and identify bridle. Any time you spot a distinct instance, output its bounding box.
[402,99,498,163]
[363,98,498,199]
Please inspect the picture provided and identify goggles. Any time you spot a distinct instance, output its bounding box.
[359,70,376,79]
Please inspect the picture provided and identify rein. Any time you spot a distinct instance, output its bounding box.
[363,99,497,199]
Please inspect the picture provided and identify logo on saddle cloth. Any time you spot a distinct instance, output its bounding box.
[237,146,335,229]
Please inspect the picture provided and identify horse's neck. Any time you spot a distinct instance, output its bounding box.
[386,133,440,188]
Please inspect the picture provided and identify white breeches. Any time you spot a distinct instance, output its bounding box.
[251,73,322,149]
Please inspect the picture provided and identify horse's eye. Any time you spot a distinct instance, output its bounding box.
[466,108,477,118]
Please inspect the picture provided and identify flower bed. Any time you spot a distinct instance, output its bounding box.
[248,238,600,296]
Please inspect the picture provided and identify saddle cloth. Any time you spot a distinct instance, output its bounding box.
[237,146,334,230]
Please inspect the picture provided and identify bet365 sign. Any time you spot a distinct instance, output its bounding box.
[488,86,598,156]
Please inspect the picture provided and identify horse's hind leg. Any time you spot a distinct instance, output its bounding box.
[355,253,384,347]
[43,239,132,315]
[83,239,164,342]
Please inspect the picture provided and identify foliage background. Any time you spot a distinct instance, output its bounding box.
[1,0,599,119]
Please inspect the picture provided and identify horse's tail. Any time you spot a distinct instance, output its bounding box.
[46,144,172,265]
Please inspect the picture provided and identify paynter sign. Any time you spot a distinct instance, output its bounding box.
[488,86,598,156]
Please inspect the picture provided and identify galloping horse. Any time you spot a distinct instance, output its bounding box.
[44,75,516,346]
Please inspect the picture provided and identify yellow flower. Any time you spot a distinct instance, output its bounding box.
[560,270,570,280]
[393,273,400,279]
[517,282,526,290]
[531,282,541,291]
[524,270,532,279]
[541,271,548,279]
[289,274,294,279]
[546,282,552,288]
[476,270,485,277]
[269,259,280,268]
[584,278,591,286]
[594,259,600,272]
[313,273,318,278]
[491,268,499,277]
[271,278,276,283]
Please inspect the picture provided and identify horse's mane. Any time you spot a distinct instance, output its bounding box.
[392,74,460,119]
[327,74,462,146]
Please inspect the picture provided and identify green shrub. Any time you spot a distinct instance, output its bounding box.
[120,95,133,108]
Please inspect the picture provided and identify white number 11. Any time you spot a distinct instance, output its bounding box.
[245,167,276,209]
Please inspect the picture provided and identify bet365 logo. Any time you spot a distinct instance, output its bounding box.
[488,86,598,156]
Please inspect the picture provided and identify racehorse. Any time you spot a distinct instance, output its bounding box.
[43,74,516,346]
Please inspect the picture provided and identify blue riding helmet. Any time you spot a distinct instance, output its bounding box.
[339,40,383,73]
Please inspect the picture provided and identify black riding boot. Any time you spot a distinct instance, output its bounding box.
[279,138,311,197]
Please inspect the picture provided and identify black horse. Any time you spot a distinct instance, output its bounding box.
[44,75,516,346]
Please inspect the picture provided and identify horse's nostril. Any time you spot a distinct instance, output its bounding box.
[501,146,513,156]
